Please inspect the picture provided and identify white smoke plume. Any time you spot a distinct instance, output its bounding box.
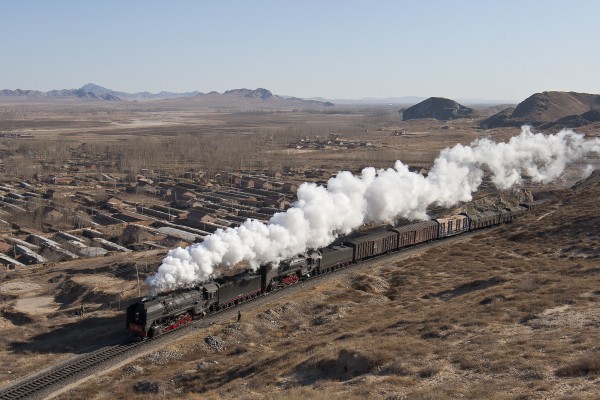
[146,127,600,295]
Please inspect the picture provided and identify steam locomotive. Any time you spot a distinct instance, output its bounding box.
[126,201,544,338]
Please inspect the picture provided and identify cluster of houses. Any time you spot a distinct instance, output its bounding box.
[0,230,131,268]
[0,167,320,268]
[289,133,375,150]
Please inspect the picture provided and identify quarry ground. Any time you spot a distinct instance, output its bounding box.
[0,103,599,399]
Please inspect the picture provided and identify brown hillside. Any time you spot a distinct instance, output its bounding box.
[160,88,334,110]
[55,171,600,400]
[482,91,600,128]
[402,97,475,121]
[512,91,598,122]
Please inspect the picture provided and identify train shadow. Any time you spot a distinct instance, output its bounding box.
[422,277,504,300]
[10,313,125,355]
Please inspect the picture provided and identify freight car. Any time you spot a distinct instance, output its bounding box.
[319,245,354,273]
[520,200,547,210]
[392,220,438,247]
[344,230,398,260]
[461,211,501,230]
[127,204,541,339]
[435,215,469,237]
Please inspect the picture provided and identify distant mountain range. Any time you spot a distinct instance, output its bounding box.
[305,96,512,105]
[0,83,514,106]
[0,83,200,102]
[173,88,334,109]
[0,84,334,108]
[305,96,427,105]
[0,87,121,101]
[3,84,597,127]
[80,83,200,101]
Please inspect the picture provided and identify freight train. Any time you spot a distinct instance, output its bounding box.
[126,201,545,338]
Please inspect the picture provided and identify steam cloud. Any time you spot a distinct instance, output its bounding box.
[146,127,600,295]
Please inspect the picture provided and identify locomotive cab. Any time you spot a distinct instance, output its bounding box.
[202,283,219,312]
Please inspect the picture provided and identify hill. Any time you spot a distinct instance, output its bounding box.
[0,84,331,108]
[482,91,600,128]
[0,83,202,102]
[0,87,120,101]
[401,97,474,121]
[165,88,334,109]
[80,83,200,101]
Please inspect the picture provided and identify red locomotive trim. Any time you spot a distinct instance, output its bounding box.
[128,323,147,336]
[164,313,193,332]
[222,288,262,305]
[278,274,299,287]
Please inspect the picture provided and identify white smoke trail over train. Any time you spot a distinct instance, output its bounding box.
[146,127,600,295]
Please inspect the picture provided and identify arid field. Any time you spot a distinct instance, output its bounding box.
[0,100,598,399]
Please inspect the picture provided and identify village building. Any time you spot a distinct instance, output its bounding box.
[106,197,124,210]
[122,224,166,245]
[45,208,64,221]
[45,175,74,185]
[186,209,217,225]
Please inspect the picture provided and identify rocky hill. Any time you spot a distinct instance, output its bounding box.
[80,83,200,101]
[0,83,202,102]
[482,91,600,128]
[169,88,334,109]
[0,84,332,108]
[401,97,474,121]
[0,86,121,101]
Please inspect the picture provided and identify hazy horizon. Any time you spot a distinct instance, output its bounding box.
[2,0,599,102]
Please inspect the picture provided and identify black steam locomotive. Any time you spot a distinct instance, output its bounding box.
[126,201,544,338]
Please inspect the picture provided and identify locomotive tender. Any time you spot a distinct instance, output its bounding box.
[127,202,543,338]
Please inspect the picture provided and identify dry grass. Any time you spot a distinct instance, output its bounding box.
[56,198,600,398]
[556,354,600,377]
[1,106,598,398]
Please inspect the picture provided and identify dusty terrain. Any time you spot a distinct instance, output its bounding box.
[0,250,166,386]
[53,172,600,400]
[482,91,600,129]
[0,100,598,399]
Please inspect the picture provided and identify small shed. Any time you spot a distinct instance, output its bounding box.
[187,209,217,225]
[282,183,298,194]
[241,178,255,188]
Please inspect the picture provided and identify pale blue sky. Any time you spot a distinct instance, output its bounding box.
[1,0,598,101]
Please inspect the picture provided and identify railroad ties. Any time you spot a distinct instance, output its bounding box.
[0,342,143,400]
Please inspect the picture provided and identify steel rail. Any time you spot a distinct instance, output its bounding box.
[0,229,486,400]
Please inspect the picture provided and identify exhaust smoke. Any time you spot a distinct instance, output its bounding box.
[146,127,600,295]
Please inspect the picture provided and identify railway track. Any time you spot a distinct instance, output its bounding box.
[0,341,145,400]
[0,231,478,400]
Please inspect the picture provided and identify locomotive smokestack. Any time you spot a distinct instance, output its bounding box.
[145,127,600,295]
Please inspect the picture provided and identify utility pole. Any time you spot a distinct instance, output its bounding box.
[136,264,141,297]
